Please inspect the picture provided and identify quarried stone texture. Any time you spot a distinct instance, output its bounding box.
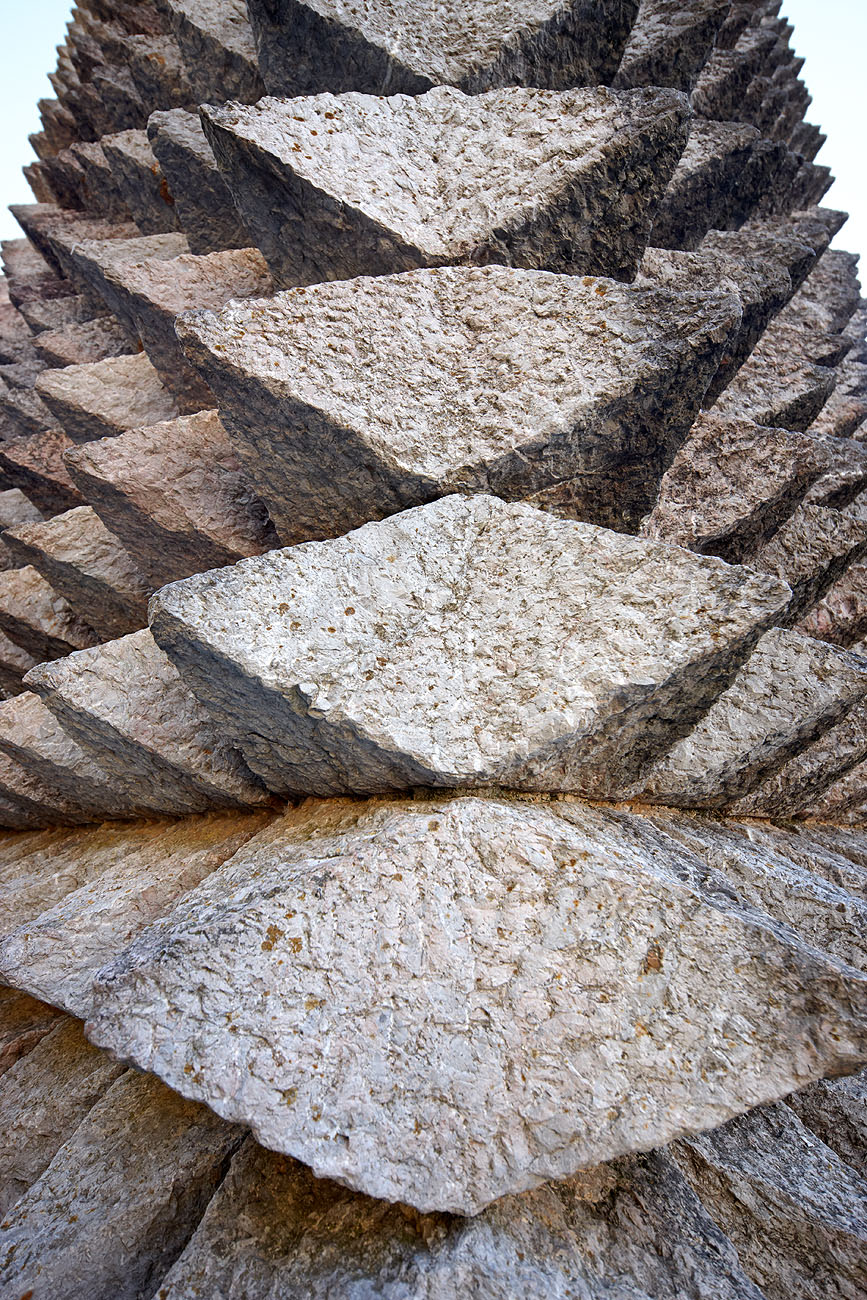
[25,628,270,816]
[162,0,265,104]
[0,428,86,516]
[0,747,93,828]
[0,565,96,661]
[58,231,188,335]
[177,266,741,538]
[712,333,837,431]
[614,0,728,90]
[3,505,150,639]
[100,127,180,236]
[0,488,42,529]
[810,355,867,440]
[0,1070,242,1300]
[63,409,278,588]
[35,351,180,443]
[203,87,690,288]
[787,1069,867,1180]
[797,559,867,648]
[0,987,63,1078]
[0,631,36,699]
[804,436,867,511]
[245,0,640,97]
[150,494,790,798]
[33,315,132,368]
[87,794,867,1215]
[147,108,253,254]
[747,504,867,626]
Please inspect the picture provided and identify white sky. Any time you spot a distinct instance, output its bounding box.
[0,1,863,265]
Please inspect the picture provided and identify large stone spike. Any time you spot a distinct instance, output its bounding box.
[712,334,837,430]
[632,629,867,809]
[86,793,867,1215]
[24,628,271,816]
[147,108,253,254]
[63,409,278,588]
[803,756,867,823]
[613,0,730,92]
[797,557,867,648]
[671,1104,867,1300]
[153,1135,765,1300]
[32,315,132,368]
[125,32,196,112]
[2,506,151,640]
[54,230,188,334]
[0,631,36,700]
[161,0,265,104]
[0,377,56,439]
[721,820,867,904]
[201,86,691,288]
[100,128,181,235]
[0,566,97,661]
[35,352,181,443]
[787,1069,867,1181]
[149,494,790,798]
[176,266,741,540]
[0,987,64,1078]
[8,204,141,300]
[0,1070,242,1300]
[809,355,867,440]
[19,292,104,335]
[746,503,867,626]
[0,747,94,828]
[0,489,42,529]
[66,141,131,220]
[0,428,86,516]
[244,0,641,98]
[0,808,275,1014]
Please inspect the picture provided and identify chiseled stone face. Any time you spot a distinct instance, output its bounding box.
[87,794,867,1215]
[35,351,180,444]
[150,494,790,798]
[202,85,690,288]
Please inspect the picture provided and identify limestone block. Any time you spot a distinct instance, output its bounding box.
[0,1017,125,1216]
[33,315,132,368]
[87,793,867,1214]
[100,128,181,235]
[798,560,867,648]
[787,1069,867,1181]
[0,489,42,529]
[177,266,741,539]
[671,1104,867,1300]
[150,494,789,797]
[147,108,253,254]
[63,409,277,588]
[802,752,867,821]
[0,428,86,516]
[3,506,150,639]
[155,1136,765,1300]
[720,821,867,905]
[202,86,690,287]
[162,0,265,104]
[35,352,180,443]
[0,809,275,1014]
[642,414,829,562]
[0,566,96,661]
[246,0,639,96]
[614,0,730,92]
[25,628,270,815]
[634,629,867,808]
[747,504,867,625]
[0,988,63,1079]
[0,1070,242,1300]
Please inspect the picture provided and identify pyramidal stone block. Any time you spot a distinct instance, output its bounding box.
[613,0,730,92]
[0,988,63,1078]
[0,631,36,699]
[0,488,42,529]
[149,494,791,798]
[0,566,96,662]
[201,85,691,287]
[32,315,132,368]
[58,230,189,335]
[63,409,278,588]
[24,627,270,816]
[0,428,86,516]
[0,747,93,828]
[87,793,867,1215]
[35,351,181,443]
[747,503,867,626]
[797,559,867,649]
[162,0,265,104]
[177,265,741,539]
[245,0,641,97]
[100,127,181,236]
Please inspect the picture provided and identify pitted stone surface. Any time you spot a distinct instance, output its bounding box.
[748,504,867,626]
[614,0,730,92]
[25,628,270,816]
[101,128,181,236]
[798,559,867,648]
[245,0,640,96]
[33,315,132,368]
[87,793,867,1215]
[0,428,86,516]
[0,747,92,828]
[60,231,188,335]
[0,988,63,1078]
[0,565,96,661]
[177,265,740,538]
[712,335,837,431]
[35,351,180,443]
[202,86,690,286]
[0,631,36,699]
[162,0,265,103]
[787,1069,867,1181]
[0,489,42,529]
[64,409,278,588]
[150,494,790,798]
[147,108,253,254]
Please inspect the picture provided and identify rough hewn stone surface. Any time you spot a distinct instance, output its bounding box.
[147,108,253,254]
[245,0,640,97]
[32,315,132,368]
[59,230,188,334]
[712,334,837,430]
[87,794,867,1215]
[0,565,96,661]
[798,558,867,648]
[25,628,270,815]
[163,0,265,103]
[177,266,740,538]
[0,1069,242,1300]
[614,0,729,92]
[63,409,278,588]
[787,1068,867,1180]
[0,428,86,516]
[101,128,180,236]
[35,351,180,443]
[0,631,36,699]
[0,746,93,828]
[0,987,63,1078]
[747,503,867,626]
[203,86,690,287]
[3,505,150,639]
[0,488,42,529]
[150,494,789,798]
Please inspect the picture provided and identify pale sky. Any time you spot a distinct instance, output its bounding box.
[0,0,863,264]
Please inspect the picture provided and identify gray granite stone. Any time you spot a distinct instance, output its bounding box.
[787,1069,867,1181]
[0,746,94,828]
[614,0,730,91]
[0,987,63,1079]
[0,565,96,661]
[747,503,867,626]
[101,127,181,235]
[0,489,42,529]
[35,352,180,443]
[147,108,253,254]
[125,33,196,112]
[0,630,36,699]
[162,0,265,103]
[59,230,188,336]
[797,558,867,648]
[32,315,132,368]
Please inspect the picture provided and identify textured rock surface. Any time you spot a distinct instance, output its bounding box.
[32,314,132,367]
[0,747,93,828]
[0,987,63,1078]
[35,351,180,443]
[614,0,729,92]
[150,494,789,798]
[202,86,690,287]
[0,631,36,699]
[163,0,265,104]
[0,565,96,661]
[56,230,187,338]
[25,628,270,815]
[0,488,42,529]
[63,409,277,587]
[787,1069,867,1180]
[177,266,741,538]
[0,428,86,516]
[87,793,867,1214]
[147,108,253,254]
[100,127,180,236]
[748,504,867,626]
[798,558,867,648]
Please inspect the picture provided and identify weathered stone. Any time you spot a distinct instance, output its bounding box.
[202,86,690,287]
[671,1103,867,1300]
[126,33,196,111]
[0,987,63,1078]
[63,409,277,587]
[0,809,275,1013]
[155,1136,765,1300]
[100,127,181,235]
[747,503,867,625]
[0,631,36,698]
[0,237,75,310]
[0,747,94,827]
[91,62,148,133]
[2,506,150,639]
[809,356,867,440]
[147,108,253,254]
[642,414,828,562]
[32,315,132,368]
[88,793,867,1214]
[721,819,867,905]
[0,428,86,516]
[0,1017,125,1216]
[162,0,265,103]
[245,0,640,97]
[712,332,837,430]
[25,628,270,815]
[633,630,867,808]
[19,292,102,335]
[0,488,42,529]
[845,298,867,363]
[803,436,867,510]
[0,1070,242,1300]
[0,566,96,661]
[67,141,132,220]
[8,204,140,303]
[614,0,729,92]
[177,266,741,538]
[787,1069,867,1181]
[0,378,55,437]
[35,352,180,443]
[151,494,789,797]
[797,559,867,648]
[59,230,188,334]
